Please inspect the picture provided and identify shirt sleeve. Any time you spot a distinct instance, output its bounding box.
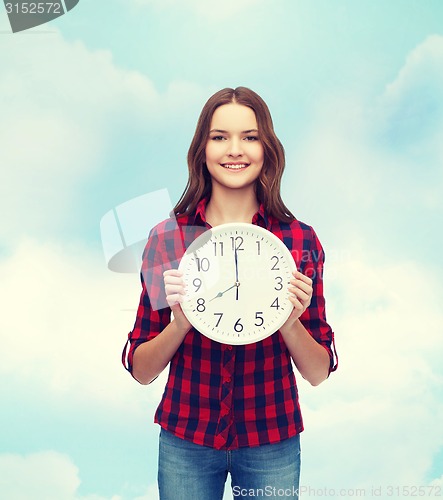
[298,227,338,374]
[122,224,173,378]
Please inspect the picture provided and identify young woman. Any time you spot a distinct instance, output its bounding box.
[123,87,337,499]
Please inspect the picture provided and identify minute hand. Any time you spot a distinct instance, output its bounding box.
[234,246,240,300]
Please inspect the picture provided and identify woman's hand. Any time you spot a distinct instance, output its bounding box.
[132,269,191,384]
[279,270,330,385]
[281,270,313,333]
[163,269,192,333]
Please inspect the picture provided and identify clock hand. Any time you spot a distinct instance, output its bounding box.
[209,283,237,302]
[234,246,240,301]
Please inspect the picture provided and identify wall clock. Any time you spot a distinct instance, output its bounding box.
[178,223,296,345]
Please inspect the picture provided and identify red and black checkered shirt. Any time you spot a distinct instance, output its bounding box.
[123,198,337,450]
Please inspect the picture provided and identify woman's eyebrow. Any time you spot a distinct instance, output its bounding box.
[209,129,259,134]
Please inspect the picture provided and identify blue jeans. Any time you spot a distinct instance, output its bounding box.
[158,428,301,500]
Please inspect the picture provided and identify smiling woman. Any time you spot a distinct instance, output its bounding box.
[174,87,293,224]
[123,87,337,500]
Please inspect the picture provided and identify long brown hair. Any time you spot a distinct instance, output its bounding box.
[173,87,295,222]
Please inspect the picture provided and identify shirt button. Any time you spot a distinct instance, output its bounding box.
[221,409,229,417]
[226,345,233,351]
[224,377,231,384]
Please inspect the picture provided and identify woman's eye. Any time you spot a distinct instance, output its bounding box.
[211,136,226,141]
[245,136,259,141]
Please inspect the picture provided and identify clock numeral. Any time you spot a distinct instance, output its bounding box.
[196,257,210,272]
[234,318,243,333]
[270,297,280,310]
[193,278,202,292]
[213,241,224,256]
[256,240,261,255]
[214,312,223,327]
[255,312,264,327]
[230,236,244,251]
[274,276,283,291]
[270,255,280,271]
[196,298,206,312]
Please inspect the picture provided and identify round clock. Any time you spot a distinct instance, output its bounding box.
[178,222,297,345]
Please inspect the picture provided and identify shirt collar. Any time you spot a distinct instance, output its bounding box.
[252,203,270,229]
[193,197,209,226]
[192,198,270,228]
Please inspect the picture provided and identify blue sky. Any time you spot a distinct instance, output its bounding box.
[1,1,443,498]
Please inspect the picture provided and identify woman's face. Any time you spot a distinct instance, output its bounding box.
[204,103,264,192]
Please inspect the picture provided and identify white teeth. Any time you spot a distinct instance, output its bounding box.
[222,164,248,170]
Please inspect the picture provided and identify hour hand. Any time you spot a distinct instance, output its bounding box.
[209,283,236,301]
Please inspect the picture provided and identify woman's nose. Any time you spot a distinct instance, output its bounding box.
[227,137,243,157]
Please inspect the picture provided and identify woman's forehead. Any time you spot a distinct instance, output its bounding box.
[210,103,258,131]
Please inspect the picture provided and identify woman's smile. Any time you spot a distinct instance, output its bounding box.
[220,162,250,170]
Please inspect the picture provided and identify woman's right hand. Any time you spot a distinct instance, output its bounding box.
[163,269,192,333]
[132,269,191,384]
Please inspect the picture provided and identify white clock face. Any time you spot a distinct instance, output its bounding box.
[178,223,296,345]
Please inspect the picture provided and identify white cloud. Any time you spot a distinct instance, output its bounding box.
[0,451,79,500]
[382,34,443,114]
[0,237,172,497]
[377,34,443,166]
[133,482,159,500]
[284,90,388,241]
[430,474,443,487]
[285,35,443,249]
[0,451,121,500]
[296,251,443,494]
[0,29,206,243]
[374,34,443,216]
[0,237,166,412]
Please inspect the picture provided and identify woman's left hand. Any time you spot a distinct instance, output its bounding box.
[281,270,313,331]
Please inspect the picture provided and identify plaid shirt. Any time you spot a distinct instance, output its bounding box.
[123,198,337,450]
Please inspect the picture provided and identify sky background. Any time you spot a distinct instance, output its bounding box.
[1,1,443,499]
